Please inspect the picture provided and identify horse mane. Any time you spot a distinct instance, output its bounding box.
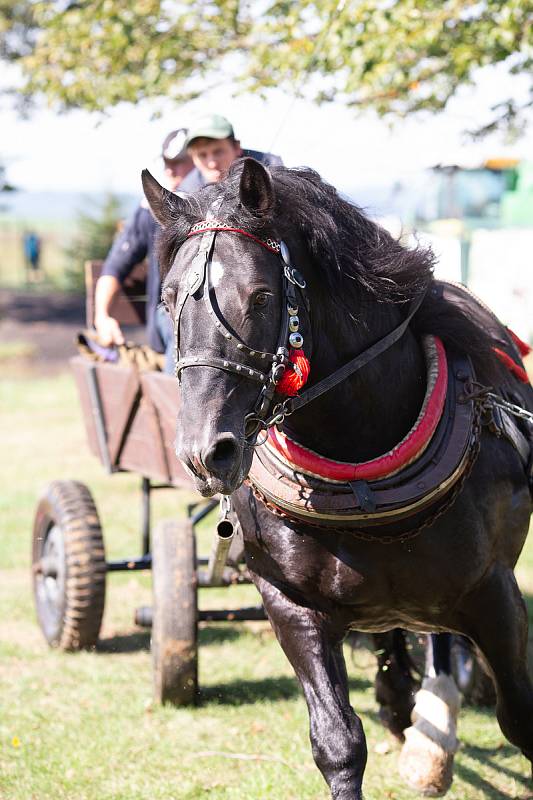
[158,161,504,382]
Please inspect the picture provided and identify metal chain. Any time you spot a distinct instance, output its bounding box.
[484,392,533,425]
[247,400,484,546]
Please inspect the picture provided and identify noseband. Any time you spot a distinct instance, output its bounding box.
[173,218,428,443]
[174,221,308,441]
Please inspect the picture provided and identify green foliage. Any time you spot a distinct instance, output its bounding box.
[14,0,246,111]
[0,0,36,60]
[64,192,123,290]
[1,1,532,135]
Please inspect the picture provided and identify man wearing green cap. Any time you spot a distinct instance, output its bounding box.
[179,113,282,192]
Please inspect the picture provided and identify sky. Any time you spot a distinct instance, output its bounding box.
[2,62,532,198]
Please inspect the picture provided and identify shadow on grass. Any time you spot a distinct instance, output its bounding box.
[96,631,150,653]
[464,744,531,785]
[199,675,299,706]
[200,674,372,707]
[94,623,244,654]
[199,625,242,645]
[454,744,531,799]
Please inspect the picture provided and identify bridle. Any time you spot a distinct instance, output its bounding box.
[172,218,428,444]
[173,220,308,442]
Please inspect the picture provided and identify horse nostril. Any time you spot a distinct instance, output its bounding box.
[202,435,240,477]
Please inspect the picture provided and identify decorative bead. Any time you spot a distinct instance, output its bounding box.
[289,332,304,349]
[287,304,298,316]
[289,316,299,332]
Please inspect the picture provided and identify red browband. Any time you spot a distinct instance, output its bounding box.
[187,222,281,255]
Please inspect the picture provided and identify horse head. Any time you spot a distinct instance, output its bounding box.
[142,158,311,496]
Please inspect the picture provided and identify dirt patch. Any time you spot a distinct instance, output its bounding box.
[0,289,145,376]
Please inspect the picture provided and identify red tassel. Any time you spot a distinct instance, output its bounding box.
[276,348,311,396]
[506,327,532,357]
[494,347,530,384]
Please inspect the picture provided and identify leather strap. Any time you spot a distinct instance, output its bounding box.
[283,289,427,416]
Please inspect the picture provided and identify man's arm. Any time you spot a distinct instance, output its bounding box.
[94,205,154,345]
[94,274,125,345]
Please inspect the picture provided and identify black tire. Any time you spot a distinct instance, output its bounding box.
[152,518,198,706]
[32,480,106,650]
[451,636,496,707]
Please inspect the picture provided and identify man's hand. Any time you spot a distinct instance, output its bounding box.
[94,313,125,346]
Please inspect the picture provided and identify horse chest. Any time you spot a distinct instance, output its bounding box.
[237,491,397,605]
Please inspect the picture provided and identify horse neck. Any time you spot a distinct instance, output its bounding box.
[284,298,427,462]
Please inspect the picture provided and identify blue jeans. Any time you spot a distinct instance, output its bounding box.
[155,306,175,375]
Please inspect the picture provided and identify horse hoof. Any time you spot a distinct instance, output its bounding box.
[397,674,460,796]
[398,725,454,796]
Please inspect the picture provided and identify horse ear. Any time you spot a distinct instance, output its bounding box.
[239,158,274,214]
[141,169,185,228]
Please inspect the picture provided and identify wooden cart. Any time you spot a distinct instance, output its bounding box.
[32,261,266,707]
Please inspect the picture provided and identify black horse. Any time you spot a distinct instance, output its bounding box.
[142,158,533,799]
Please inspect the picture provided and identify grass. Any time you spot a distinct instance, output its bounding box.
[0,369,532,799]
[0,341,36,362]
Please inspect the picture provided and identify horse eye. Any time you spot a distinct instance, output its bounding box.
[253,291,270,309]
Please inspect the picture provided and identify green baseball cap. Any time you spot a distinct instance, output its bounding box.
[184,114,235,147]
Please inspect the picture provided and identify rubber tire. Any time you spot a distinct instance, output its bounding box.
[32,480,106,650]
[451,636,497,707]
[152,518,198,706]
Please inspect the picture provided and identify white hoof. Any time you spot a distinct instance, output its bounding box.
[398,674,461,797]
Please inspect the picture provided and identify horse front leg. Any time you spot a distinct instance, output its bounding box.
[255,575,367,800]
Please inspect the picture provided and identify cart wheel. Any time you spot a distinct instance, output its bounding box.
[152,518,198,706]
[32,480,106,650]
[451,636,496,707]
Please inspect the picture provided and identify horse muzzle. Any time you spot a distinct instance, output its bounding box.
[177,433,250,497]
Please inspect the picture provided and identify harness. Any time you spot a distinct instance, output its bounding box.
[173,220,533,542]
[175,222,306,438]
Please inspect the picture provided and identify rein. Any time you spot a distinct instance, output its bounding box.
[174,220,427,441]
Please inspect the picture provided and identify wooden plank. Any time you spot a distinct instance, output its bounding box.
[70,356,101,462]
[142,372,194,489]
[85,260,148,328]
[105,368,142,466]
[71,356,194,488]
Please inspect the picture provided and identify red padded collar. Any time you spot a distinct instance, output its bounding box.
[266,336,448,483]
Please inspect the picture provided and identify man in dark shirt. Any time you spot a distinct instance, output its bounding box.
[94,128,193,369]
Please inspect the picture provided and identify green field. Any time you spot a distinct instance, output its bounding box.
[1,370,532,799]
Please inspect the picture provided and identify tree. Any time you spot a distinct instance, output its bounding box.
[64,193,123,290]
[2,1,532,136]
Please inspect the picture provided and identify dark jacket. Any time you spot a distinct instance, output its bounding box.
[101,203,163,350]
